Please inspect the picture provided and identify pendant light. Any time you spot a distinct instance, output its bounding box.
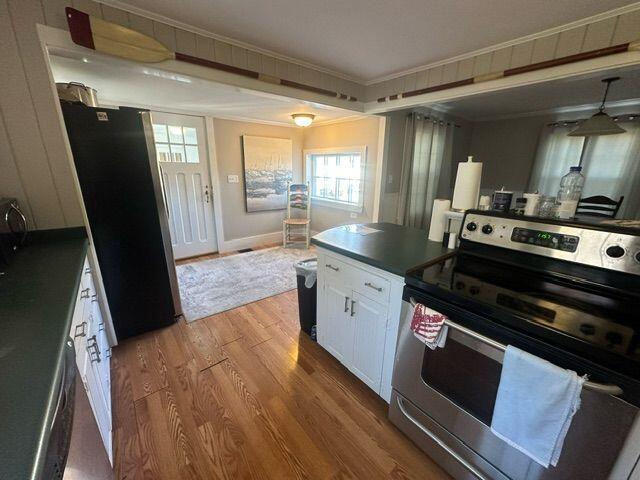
[568,77,626,136]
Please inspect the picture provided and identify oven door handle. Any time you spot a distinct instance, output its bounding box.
[408,297,624,397]
[396,396,490,480]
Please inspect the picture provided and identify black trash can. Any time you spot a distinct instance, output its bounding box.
[294,258,317,336]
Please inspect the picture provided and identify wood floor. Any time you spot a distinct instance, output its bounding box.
[111,290,450,479]
[175,242,280,266]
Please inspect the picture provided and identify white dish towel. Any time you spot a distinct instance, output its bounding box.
[491,345,586,468]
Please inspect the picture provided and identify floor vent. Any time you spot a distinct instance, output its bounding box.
[237,248,253,253]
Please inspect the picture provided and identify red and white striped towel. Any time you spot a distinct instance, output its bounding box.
[410,303,448,349]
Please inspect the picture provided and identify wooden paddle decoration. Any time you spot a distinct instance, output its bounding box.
[65,7,357,101]
[378,39,640,103]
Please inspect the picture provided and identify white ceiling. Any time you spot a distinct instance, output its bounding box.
[48,48,359,126]
[431,65,640,121]
[105,0,635,81]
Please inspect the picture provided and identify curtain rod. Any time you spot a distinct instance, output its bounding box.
[411,113,461,128]
[547,113,640,128]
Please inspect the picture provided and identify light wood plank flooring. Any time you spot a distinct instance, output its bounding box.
[111,290,450,479]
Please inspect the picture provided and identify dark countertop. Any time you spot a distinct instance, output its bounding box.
[0,228,88,480]
[311,222,453,277]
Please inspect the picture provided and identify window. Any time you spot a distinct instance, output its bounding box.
[152,124,200,163]
[305,146,366,210]
[529,119,640,218]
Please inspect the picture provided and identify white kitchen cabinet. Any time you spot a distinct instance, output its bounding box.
[323,281,354,365]
[70,256,113,464]
[351,292,388,392]
[316,247,404,402]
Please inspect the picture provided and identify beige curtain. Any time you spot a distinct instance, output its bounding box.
[396,113,454,229]
[529,120,640,218]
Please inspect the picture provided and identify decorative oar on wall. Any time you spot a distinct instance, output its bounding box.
[65,7,358,102]
[378,39,640,103]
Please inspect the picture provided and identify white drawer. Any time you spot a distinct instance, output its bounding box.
[322,254,350,282]
[352,268,390,304]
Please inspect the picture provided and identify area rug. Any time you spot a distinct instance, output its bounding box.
[177,246,315,322]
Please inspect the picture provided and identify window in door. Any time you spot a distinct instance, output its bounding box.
[152,124,200,163]
[305,146,366,211]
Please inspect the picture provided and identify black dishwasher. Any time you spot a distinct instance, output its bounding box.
[41,338,76,480]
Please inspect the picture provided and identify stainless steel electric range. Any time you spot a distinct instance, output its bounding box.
[389,210,640,480]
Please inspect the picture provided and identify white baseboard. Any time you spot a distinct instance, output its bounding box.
[219,231,282,253]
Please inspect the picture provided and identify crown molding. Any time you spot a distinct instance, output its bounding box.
[311,114,370,127]
[364,2,640,86]
[93,0,364,84]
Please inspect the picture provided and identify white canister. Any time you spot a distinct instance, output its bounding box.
[523,193,541,216]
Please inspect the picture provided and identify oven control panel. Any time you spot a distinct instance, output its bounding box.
[511,227,579,252]
[460,211,640,276]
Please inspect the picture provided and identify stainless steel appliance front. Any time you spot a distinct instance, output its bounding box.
[390,299,639,480]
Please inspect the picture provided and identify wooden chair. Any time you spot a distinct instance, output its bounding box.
[283,182,311,248]
[575,195,624,218]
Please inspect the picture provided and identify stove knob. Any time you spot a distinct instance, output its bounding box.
[605,245,625,258]
[481,224,493,235]
[579,323,595,336]
[469,286,480,295]
[466,222,477,232]
[605,331,623,346]
[635,251,640,264]
[455,281,465,290]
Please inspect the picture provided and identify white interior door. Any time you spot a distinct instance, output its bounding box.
[151,112,217,259]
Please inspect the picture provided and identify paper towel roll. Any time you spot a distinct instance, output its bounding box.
[452,156,483,211]
[524,193,541,216]
[428,199,451,242]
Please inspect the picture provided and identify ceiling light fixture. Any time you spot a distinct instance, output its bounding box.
[568,77,627,136]
[292,113,315,127]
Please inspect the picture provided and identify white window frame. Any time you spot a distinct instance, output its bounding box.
[152,123,201,164]
[304,146,367,212]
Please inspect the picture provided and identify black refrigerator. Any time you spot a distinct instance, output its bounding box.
[61,102,181,340]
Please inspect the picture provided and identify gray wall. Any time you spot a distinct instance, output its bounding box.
[469,116,548,193]
[212,118,303,241]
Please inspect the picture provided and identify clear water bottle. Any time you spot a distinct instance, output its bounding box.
[556,166,585,219]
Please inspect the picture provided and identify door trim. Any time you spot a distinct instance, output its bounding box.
[204,116,226,253]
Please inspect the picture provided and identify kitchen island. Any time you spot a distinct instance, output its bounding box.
[311,223,453,402]
[311,222,452,276]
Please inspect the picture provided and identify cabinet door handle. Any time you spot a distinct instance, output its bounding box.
[91,293,98,303]
[80,288,90,299]
[364,282,383,292]
[350,300,356,317]
[84,266,91,274]
[326,264,339,272]
[87,335,101,363]
[74,321,87,338]
[344,296,350,312]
